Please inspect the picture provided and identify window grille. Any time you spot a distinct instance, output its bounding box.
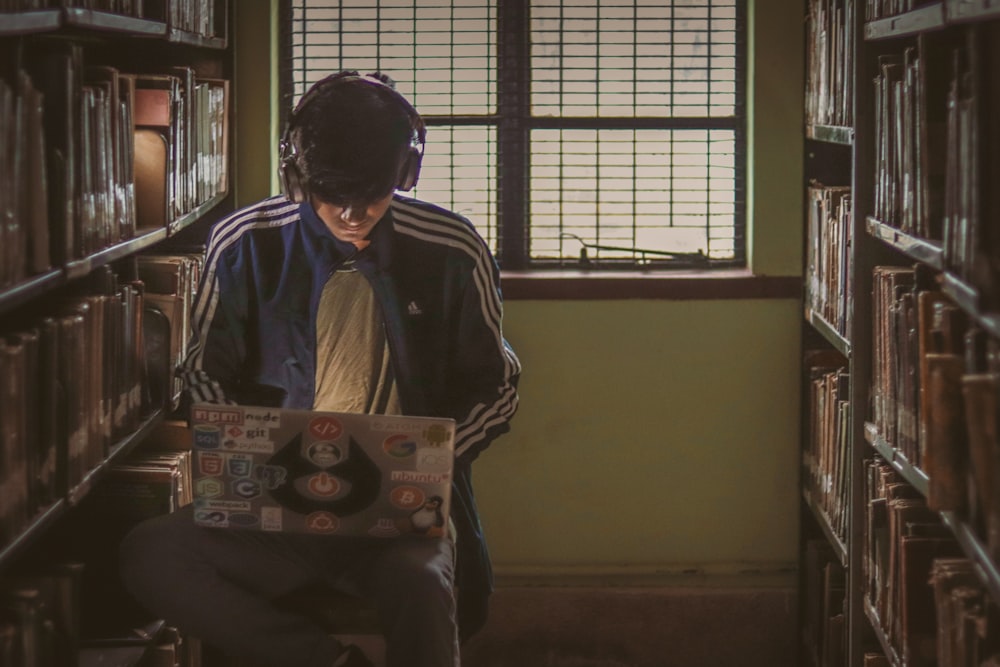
[281,0,745,270]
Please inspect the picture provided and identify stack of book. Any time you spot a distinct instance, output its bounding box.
[0,267,146,549]
[0,41,229,286]
[806,183,853,337]
[804,355,851,545]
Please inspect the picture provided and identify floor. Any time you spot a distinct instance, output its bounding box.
[163,584,800,667]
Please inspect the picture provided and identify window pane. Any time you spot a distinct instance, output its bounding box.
[289,0,497,115]
[530,129,737,262]
[411,125,498,252]
[530,0,739,118]
[286,0,744,269]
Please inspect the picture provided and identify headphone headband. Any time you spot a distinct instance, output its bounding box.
[278,71,426,203]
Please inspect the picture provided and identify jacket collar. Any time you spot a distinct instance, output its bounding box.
[298,199,396,273]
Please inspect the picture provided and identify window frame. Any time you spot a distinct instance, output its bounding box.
[278,0,773,298]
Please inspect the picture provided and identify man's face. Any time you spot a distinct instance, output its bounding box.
[312,192,394,244]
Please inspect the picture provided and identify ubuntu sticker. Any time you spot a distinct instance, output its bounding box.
[305,511,339,534]
[382,433,417,458]
[390,485,425,510]
[308,416,343,441]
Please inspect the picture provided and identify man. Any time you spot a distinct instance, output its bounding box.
[120,71,520,667]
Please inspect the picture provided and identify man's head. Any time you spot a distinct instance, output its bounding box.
[278,71,425,207]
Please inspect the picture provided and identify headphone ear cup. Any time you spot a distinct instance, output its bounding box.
[279,154,307,203]
[397,146,423,191]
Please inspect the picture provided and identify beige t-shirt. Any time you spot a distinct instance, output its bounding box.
[313,262,401,415]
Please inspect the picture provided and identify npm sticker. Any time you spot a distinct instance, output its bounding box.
[193,406,243,425]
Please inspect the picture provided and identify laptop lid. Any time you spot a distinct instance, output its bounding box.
[189,403,455,538]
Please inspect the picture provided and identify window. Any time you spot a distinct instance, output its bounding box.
[282,0,745,270]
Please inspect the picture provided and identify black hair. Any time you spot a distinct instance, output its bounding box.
[291,74,416,204]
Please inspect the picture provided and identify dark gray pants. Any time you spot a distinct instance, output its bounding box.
[119,505,458,667]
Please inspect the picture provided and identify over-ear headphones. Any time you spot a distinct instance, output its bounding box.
[278,71,426,203]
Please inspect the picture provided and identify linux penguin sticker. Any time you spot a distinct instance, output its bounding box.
[408,495,446,536]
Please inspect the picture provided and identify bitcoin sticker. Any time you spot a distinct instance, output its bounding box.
[390,486,425,510]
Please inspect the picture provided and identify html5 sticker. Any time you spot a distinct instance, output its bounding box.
[308,416,343,441]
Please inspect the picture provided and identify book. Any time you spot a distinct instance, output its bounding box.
[24,38,83,265]
[134,74,178,228]
[924,353,968,512]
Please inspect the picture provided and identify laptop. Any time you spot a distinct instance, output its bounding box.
[189,403,455,538]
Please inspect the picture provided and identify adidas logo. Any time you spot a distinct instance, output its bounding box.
[407,301,423,316]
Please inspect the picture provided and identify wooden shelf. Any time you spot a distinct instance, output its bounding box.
[805,307,851,358]
[803,485,849,568]
[863,598,903,667]
[0,8,62,35]
[806,124,854,145]
[0,7,226,47]
[864,0,1000,39]
[865,2,946,39]
[865,422,1000,606]
[168,27,227,48]
[67,409,168,506]
[865,218,944,271]
[0,500,66,573]
[864,422,930,497]
[940,273,1000,341]
[64,227,169,281]
[863,218,1000,341]
[946,0,1000,22]
[62,7,166,35]
[940,512,1000,607]
[0,408,165,571]
[0,191,226,317]
[167,191,227,236]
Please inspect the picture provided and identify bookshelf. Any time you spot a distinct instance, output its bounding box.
[802,0,1000,664]
[0,3,231,664]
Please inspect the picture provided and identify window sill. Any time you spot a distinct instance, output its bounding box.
[500,269,802,301]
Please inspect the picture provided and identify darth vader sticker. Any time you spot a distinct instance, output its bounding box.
[266,433,380,516]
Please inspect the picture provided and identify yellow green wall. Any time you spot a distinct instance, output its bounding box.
[234,0,805,584]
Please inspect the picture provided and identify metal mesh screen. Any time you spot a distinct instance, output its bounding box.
[530,1,738,118]
[284,0,744,268]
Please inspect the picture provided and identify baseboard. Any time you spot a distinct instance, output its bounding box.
[461,583,798,667]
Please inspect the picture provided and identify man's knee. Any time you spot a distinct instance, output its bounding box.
[374,541,454,604]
